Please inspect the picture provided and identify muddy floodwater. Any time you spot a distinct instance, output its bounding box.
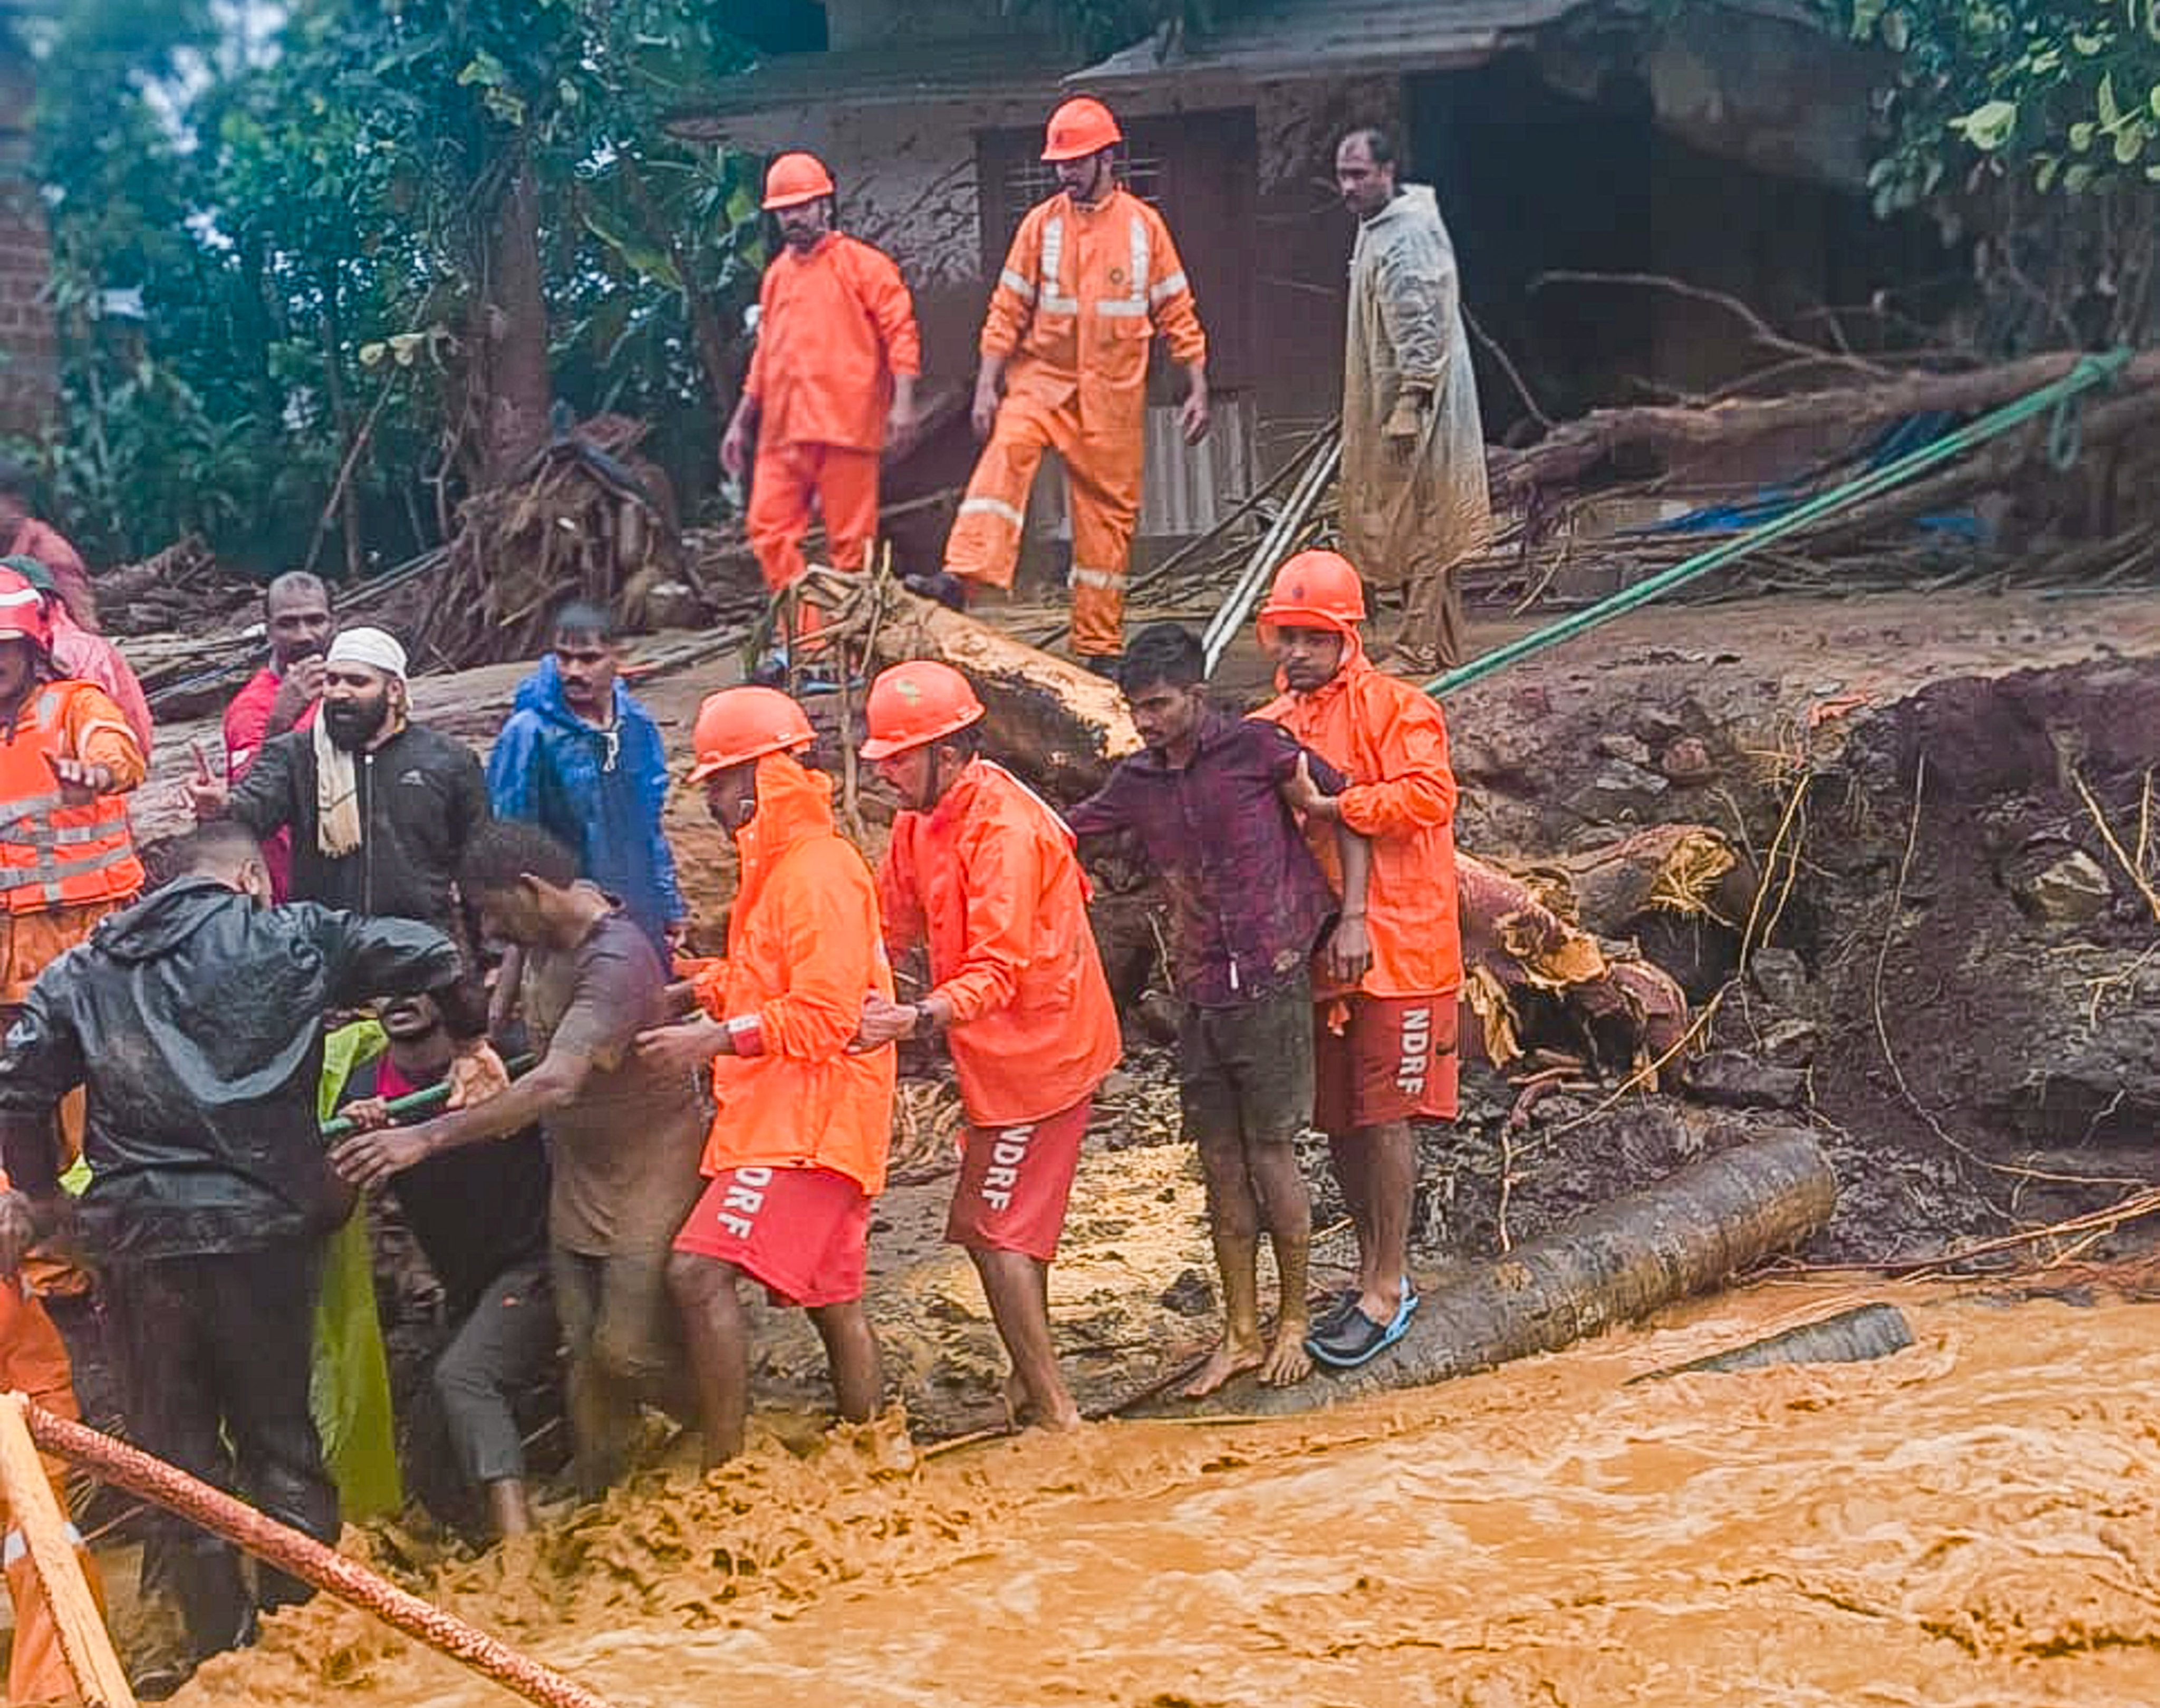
[173,1282,2160,1707]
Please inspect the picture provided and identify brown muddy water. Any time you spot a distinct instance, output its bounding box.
[176,1282,2160,1708]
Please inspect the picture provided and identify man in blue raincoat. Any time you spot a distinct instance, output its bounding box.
[486,602,688,958]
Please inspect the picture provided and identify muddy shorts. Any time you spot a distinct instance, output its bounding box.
[1177,973,1316,1150]
[946,1097,1092,1262]
[1314,992,1460,1138]
[673,1164,872,1308]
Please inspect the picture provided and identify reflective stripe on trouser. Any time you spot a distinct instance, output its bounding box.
[944,394,1142,658]
[746,441,883,594]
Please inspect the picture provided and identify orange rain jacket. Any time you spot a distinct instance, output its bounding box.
[1261,632,1463,998]
[693,754,896,1195]
[745,233,922,454]
[0,1166,104,1707]
[981,186,1207,436]
[878,759,1120,1126]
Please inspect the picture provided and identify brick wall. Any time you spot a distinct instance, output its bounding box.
[0,35,56,442]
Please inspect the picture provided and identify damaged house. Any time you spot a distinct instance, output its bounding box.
[674,0,1943,579]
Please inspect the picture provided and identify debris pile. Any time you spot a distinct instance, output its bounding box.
[409,416,691,670]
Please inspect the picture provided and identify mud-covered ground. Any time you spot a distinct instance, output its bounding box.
[117,585,2160,1448]
[75,584,2159,1698]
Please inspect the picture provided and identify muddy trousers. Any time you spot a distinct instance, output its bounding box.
[944,395,1142,659]
[432,1257,557,1488]
[0,1288,106,1706]
[747,441,882,594]
[108,1238,338,1662]
[1397,559,1465,672]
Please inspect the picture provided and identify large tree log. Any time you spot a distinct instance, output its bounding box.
[1140,1127,1837,1417]
[868,590,1139,802]
[866,600,1693,1068]
[1488,349,2160,500]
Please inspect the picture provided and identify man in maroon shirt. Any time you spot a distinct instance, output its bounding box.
[222,572,335,899]
[1066,623,1371,1396]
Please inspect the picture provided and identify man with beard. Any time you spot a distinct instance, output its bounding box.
[1332,127,1490,674]
[932,97,1210,674]
[221,572,336,899]
[852,661,1118,1432]
[188,627,494,959]
[722,151,920,661]
[332,991,554,1538]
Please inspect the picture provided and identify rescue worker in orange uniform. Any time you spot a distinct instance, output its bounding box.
[938,96,1211,672]
[853,662,1120,1431]
[0,566,146,1015]
[636,689,896,1465]
[0,562,146,1277]
[0,1166,107,1707]
[722,152,922,658]
[1258,551,1463,1371]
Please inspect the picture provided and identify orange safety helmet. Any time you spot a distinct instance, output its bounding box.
[858,661,986,760]
[1040,96,1122,162]
[1256,549,1367,642]
[761,151,836,210]
[687,686,815,782]
[0,566,52,653]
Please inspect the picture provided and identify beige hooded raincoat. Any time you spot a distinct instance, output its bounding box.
[1341,185,1491,668]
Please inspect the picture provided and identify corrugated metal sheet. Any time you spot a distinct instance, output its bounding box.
[670,38,1073,131]
[1071,0,1594,87]
[1027,394,1258,542]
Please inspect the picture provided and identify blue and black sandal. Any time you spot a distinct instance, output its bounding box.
[1306,1286,1419,1370]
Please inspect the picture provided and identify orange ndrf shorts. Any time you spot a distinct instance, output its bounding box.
[672,1164,872,1308]
[1313,992,1460,1138]
[944,1097,1092,1263]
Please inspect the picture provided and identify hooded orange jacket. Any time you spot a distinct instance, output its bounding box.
[1261,636,1463,997]
[878,759,1120,1126]
[745,233,921,454]
[693,755,895,1195]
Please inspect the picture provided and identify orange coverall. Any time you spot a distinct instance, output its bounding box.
[0,1170,107,1707]
[692,754,896,1196]
[946,187,1207,658]
[743,234,921,597]
[876,758,1121,1125]
[1260,631,1463,1000]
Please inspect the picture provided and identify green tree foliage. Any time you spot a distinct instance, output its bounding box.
[1841,0,2160,209]
[26,0,771,569]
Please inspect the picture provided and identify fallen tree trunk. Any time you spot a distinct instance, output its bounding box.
[1457,852,1691,1079]
[867,589,1139,802]
[1488,348,2160,500]
[861,599,1693,1069]
[1139,1126,1837,1417]
[1631,1301,1912,1383]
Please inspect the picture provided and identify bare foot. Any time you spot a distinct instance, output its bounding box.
[1001,1368,1033,1432]
[1259,1321,1312,1387]
[1005,1368,1085,1432]
[1181,1335,1265,1400]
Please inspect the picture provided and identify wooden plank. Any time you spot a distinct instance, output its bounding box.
[0,1392,137,1708]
